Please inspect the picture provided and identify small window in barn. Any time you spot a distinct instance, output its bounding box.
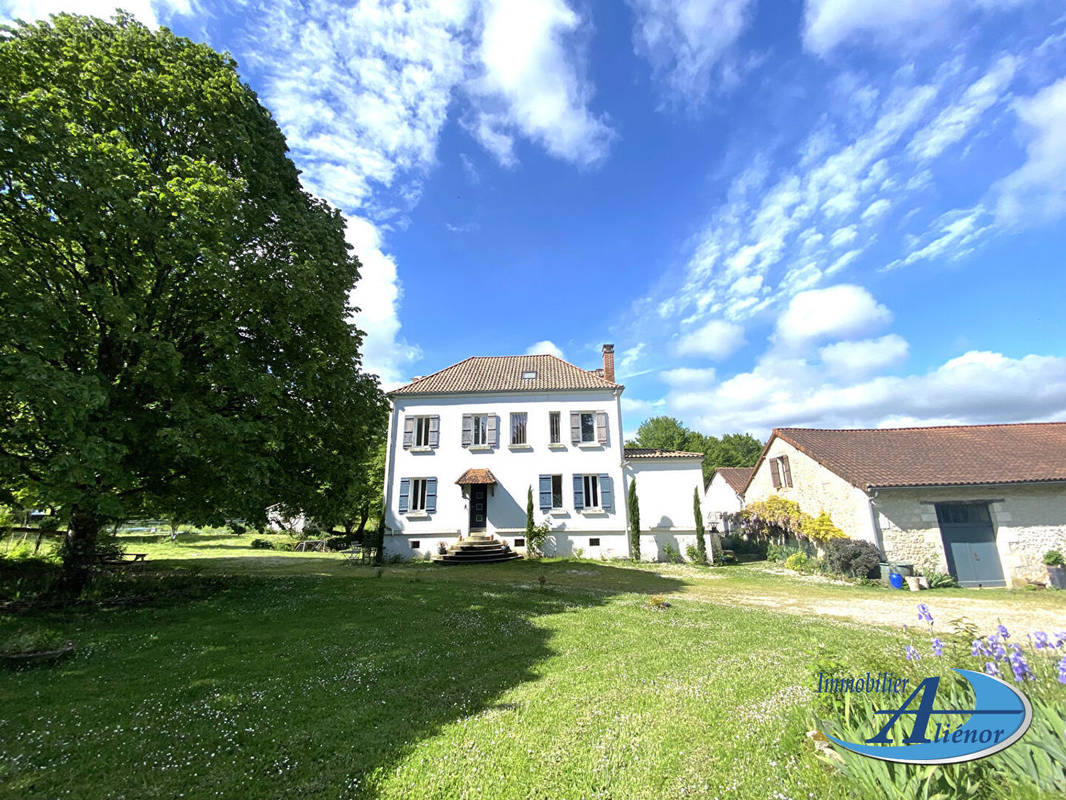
[515,538,526,548]
[410,540,420,549]
[589,537,600,547]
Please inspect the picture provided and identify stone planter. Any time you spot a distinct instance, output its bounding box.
[1047,565,1066,590]
[905,576,925,592]
[879,561,914,587]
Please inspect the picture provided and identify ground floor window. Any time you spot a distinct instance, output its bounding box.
[551,475,563,508]
[583,475,600,508]
[410,540,420,549]
[589,537,600,547]
[410,478,428,511]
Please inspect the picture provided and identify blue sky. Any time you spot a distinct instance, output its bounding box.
[6,0,1066,437]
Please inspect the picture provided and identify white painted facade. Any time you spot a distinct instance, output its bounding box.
[702,471,746,532]
[626,458,705,561]
[383,388,631,560]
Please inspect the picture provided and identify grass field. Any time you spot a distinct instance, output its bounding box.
[1,534,1063,799]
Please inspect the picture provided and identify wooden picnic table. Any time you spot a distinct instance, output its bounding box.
[95,553,148,569]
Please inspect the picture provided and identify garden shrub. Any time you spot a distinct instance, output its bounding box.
[924,571,958,589]
[1044,549,1065,567]
[784,552,808,571]
[326,535,352,551]
[249,538,274,550]
[767,543,802,562]
[721,533,766,557]
[825,538,880,578]
[685,544,700,562]
[660,543,681,563]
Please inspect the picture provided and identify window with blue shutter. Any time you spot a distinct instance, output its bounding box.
[428,416,440,448]
[462,414,473,447]
[487,414,498,447]
[425,478,437,512]
[539,475,552,510]
[402,416,414,449]
[599,474,613,510]
[570,412,581,444]
[398,478,410,512]
[572,475,584,509]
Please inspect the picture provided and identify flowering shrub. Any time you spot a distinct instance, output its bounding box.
[739,497,846,544]
[784,552,808,571]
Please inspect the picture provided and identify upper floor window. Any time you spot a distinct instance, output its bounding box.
[511,412,528,445]
[403,415,438,449]
[580,413,595,442]
[549,411,561,444]
[472,414,489,446]
[769,455,793,489]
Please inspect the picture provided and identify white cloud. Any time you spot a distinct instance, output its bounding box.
[995,77,1066,226]
[828,225,858,248]
[861,198,891,220]
[820,334,909,375]
[469,0,614,167]
[527,339,566,359]
[345,218,421,389]
[803,0,1032,56]
[674,319,745,359]
[775,285,892,347]
[907,56,1017,161]
[886,206,991,270]
[0,0,193,27]
[660,366,717,387]
[667,349,1066,437]
[627,0,754,101]
[617,343,647,376]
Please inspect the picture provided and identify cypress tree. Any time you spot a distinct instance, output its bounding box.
[694,487,707,564]
[628,479,641,561]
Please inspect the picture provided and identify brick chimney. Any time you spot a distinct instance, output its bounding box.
[601,343,615,383]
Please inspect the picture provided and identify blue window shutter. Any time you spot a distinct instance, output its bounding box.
[487,414,498,447]
[426,478,437,512]
[402,416,414,449]
[570,412,581,444]
[428,416,440,448]
[399,478,410,512]
[539,475,552,510]
[573,475,584,509]
[599,474,613,510]
[462,414,473,447]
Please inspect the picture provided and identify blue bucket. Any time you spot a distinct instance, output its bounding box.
[889,572,905,590]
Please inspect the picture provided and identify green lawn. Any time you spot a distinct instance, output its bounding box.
[0,540,1062,799]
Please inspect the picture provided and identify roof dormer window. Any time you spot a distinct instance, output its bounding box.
[521,370,537,379]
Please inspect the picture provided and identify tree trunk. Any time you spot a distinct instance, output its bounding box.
[50,507,101,600]
[355,503,370,536]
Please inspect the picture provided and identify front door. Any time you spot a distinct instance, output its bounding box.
[936,502,1005,588]
[469,485,487,532]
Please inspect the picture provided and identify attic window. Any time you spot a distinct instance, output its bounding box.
[521,370,537,379]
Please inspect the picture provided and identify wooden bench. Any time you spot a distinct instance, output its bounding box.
[96,553,148,570]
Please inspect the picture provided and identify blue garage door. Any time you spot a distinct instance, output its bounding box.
[936,503,1005,588]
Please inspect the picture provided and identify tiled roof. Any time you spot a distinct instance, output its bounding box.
[753,422,1066,491]
[625,448,704,459]
[713,467,753,493]
[455,468,498,485]
[389,354,622,395]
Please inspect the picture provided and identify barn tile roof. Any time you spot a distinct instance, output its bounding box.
[455,468,498,485]
[750,422,1066,491]
[713,467,754,493]
[389,355,621,395]
[625,448,704,460]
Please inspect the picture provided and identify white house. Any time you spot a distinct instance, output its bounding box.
[743,423,1066,587]
[381,345,705,561]
[702,467,752,533]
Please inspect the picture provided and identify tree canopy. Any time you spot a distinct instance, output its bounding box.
[626,416,763,482]
[0,14,386,592]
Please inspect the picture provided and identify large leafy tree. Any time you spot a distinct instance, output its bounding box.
[627,417,763,482]
[0,14,386,594]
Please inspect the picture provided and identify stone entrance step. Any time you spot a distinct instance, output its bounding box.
[432,536,523,565]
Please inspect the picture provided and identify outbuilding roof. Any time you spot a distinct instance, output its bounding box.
[389,354,621,395]
[747,422,1066,492]
[712,467,754,493]
[624,448,704,460]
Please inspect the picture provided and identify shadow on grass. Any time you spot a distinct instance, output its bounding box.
[0,558,684,799]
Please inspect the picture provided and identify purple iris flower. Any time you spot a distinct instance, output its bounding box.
[1054,632,1066,649]
[905,645,921,661]
[932,638,944,657]
[971,639,985,657]
[1034,632,1050,650]
[917,603,933,624]
[998,624,1010,639]
[984,661,1000,677]
[1009,645,1034,682]
[1058,656,1066,685]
